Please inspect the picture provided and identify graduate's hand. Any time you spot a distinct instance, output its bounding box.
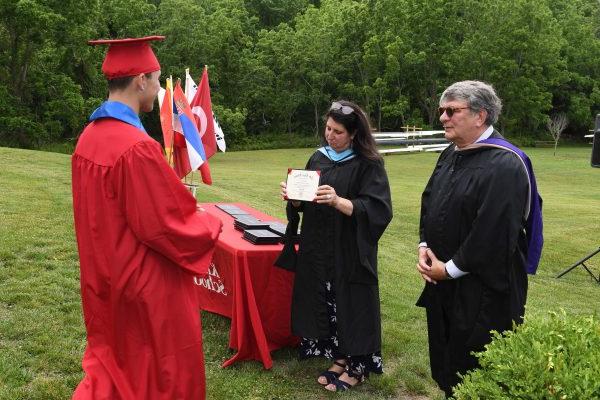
[425,249,448,281]
[280,181,300,207]
[417,246,437,284]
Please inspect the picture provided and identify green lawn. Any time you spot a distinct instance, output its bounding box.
[0,145,598,400]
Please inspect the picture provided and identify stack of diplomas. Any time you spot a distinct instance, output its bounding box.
[266,222,287,237]
[242,229,282,245]
[215,204,249,217]
[217,204,297,245]
[234,215,271,231]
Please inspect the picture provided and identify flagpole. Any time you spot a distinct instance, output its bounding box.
[175,77,185,185]
[194,70,204,192]
[168,76,175,167]
[184,68,190,99]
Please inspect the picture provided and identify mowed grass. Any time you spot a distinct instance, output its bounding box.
[0,145,598,400]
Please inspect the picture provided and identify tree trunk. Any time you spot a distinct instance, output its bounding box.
[313,101,319,137]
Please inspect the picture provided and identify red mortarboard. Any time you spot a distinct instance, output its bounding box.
[88,36,165,79]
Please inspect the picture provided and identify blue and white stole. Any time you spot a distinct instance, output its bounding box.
[89,101,146,133]
[318,146,356,162]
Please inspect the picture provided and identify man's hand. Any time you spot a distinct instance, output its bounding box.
[425,249,448,281]
[416,246,436,284]
[417,247,449,283]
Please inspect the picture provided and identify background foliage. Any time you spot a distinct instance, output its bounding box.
[0,0,599,149]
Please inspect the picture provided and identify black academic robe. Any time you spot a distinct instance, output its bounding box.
[416,132,529,396]
[289,151,392,356]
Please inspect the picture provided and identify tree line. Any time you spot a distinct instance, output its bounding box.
[0,0,598,149]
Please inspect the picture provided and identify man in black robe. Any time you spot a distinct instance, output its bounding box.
[416,80,543,397]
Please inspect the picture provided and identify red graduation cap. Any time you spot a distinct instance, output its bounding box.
[88,36,165,79]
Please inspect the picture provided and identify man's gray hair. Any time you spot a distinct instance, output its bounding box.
[440,81,502,126]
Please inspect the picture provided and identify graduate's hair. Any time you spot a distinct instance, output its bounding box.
[324,100,381,161]
[440,81,502,126]
[107,72,153,92]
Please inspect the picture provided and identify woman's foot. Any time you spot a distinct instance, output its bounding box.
[317,359,347,385]
[324,371,364,392]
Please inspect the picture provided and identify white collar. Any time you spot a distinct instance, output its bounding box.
[475,125,494,143]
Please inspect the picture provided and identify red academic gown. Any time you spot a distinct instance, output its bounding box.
[71,118,222,400]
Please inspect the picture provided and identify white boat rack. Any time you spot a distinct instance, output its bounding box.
[374,130,449,155]
[373,130,445,139]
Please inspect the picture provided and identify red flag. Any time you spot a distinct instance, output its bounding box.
[190,67,218,160]
[158,78,174,164]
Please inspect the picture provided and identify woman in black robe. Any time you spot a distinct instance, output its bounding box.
[279,100,393,392]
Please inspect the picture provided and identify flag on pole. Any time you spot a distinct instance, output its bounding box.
[185,67,225,154]
[171,76,193,179]
[158,78,174,165]
[191,67,218,159]
[172,81,211,183]
[184,68,197,103]
[213,115,226,152]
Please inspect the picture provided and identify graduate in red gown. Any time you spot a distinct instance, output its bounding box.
[71,36,222,400]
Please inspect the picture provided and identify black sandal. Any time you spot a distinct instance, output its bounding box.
[317,360,346,385]
[324,371,365,392]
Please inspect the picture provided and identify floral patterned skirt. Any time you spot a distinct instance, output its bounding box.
[298,281,383,378]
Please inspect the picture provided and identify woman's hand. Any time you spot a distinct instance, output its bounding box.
[315,185,338,207]
[315,185,353,216]
[280,181,300,207]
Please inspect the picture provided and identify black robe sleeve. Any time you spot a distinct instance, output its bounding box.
[420,148,452,243]
[451,151,528,291]
[274,153,317,271]
[274,202,301,271]
[349,159,393,281]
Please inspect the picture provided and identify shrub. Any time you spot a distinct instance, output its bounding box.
[232,132,319,151]
[453,310,600,400]
[212,104,248,149]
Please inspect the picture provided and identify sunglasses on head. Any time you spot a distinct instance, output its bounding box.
[438,106,470,118]
[330,101,354,115]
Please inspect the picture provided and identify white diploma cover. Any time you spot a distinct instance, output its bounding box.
[285,169,321,202]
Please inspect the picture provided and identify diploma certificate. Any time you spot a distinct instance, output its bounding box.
[285,169,320,202]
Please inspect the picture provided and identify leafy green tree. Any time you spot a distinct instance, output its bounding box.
[251,24,305,134]
[0,0,599,148]
[245,0,310,27]
[0,0,102,145]
[546,0,600,134]
[456,0,563,136]
[156,0,258,143]
[291,1,358,136]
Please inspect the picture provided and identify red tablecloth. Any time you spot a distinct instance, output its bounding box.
[194,203,299,369]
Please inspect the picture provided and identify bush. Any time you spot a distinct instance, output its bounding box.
[453,310,600,399]
[232,132,320,151]
[0,116,48,149]
[212,104,248,149]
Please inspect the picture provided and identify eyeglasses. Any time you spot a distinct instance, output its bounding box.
[438,106,470,118]
[330,101,354,115]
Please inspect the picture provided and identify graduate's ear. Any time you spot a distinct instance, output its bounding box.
[132,73,146,92]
